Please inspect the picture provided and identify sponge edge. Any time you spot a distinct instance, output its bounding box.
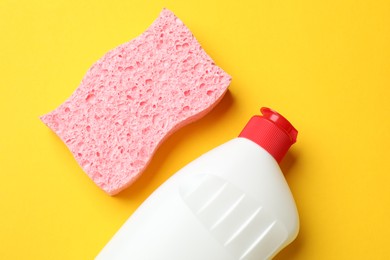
[41,8,231,195]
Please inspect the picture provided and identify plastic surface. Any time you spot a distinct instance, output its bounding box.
[3,2,390,258]
[96,135,299,259]
[239,107,297,163]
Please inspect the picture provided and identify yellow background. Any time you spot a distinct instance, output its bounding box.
[1,0,389,259]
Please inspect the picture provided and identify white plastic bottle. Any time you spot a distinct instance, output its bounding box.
[97,107,299,260]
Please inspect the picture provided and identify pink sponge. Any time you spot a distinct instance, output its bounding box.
[41,9,231,195]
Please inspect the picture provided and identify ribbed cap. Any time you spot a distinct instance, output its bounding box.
[239,107,298,163]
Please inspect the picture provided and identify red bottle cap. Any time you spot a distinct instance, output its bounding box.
[239,107,298,163]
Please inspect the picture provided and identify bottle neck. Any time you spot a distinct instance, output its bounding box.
[238,108,297,163]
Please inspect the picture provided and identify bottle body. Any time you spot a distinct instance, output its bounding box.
[97,137,299,260]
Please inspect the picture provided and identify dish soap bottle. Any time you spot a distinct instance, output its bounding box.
[97,107,299,260]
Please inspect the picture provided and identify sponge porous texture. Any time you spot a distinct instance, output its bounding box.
[41,9,231,195]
